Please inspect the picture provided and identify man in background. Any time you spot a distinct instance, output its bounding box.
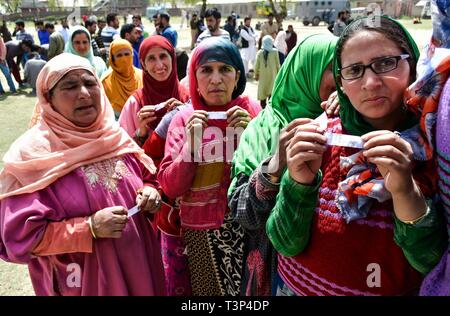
[24,51,46,95]
[45,23,64,60]
[120,23,141,69]
[196,8,230,45]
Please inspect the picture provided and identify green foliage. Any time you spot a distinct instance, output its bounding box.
[4,0,22,14]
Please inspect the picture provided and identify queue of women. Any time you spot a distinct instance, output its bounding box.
[0,4,449,296]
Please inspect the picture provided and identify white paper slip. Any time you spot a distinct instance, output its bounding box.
[127,205,140,217]
[208,111,228,120]
[314,112,328,130]
[325,132,365,149]
[154,103,166,111]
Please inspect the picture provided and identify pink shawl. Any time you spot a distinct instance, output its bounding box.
[0,53,155,200]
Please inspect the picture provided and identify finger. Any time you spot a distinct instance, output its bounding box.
[114,222,127,231]
[234,120,250,128]
[320,100,327,110]
[363,145,410,165]
[367,156,401,170]
[285,118,314,133]
[189,113,209,124]
[226,106,241,117]
[142,105,157,111]
[327,99,340,116]
[113,214,128,223]
[111,231,122,238]
[333,103,340,116]
[291,130,327,145]
[228,116,250,127]
[227,110,244,123]
[111,207,127,215]
[361,130,393,142]
[363,132,412,154]
[194,110,209,117]
[288,151,324,163]
[288,141,327,157]
[187,119,207,132]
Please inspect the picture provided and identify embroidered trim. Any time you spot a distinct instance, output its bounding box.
[82,157,131,193]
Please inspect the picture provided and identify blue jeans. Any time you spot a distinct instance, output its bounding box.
[0,61,17,93]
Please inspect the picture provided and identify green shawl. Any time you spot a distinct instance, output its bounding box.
[229,34,337,195]
[64,25,107,79]
[333,16,420,136]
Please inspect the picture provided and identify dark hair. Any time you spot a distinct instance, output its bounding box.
[106,13,118,25]
[21,39,33,48]
[98,19,106,24]
[15,20,25,28]
[120,23,135,39]
[71,29,89,42]
[244,16,251,22]
[35,20,44,26]
[84,19,97,28]
[45,23,54,30]
[205,8,221,20]
[132,15,141,21]
[159,12,170,22]
[336,16,417,82]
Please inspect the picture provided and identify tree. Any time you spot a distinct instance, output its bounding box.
[48,0,58,10]
[267,0,287,24]
[4,0,22,14]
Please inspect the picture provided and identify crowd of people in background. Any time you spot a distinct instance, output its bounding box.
[0,1,449,297]
[0,8,299,102]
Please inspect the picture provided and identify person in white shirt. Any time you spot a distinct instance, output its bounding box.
[273,28,287,65]
[239,17,257,76]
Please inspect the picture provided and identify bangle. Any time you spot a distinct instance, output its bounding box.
[87,215,97,239]
[265,172,280,184]
[399,206,430,225]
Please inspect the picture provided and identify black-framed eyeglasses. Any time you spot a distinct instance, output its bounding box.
[339,54,410,80]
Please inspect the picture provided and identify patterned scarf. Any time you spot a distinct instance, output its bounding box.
[336,124,430,222]
[411,0,450,296]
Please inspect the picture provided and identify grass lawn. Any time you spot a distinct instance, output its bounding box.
[0,89,36,296]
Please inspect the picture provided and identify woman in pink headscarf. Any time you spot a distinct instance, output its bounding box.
[0,53,165,296]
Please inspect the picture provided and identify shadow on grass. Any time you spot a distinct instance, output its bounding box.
[0,89,36,100]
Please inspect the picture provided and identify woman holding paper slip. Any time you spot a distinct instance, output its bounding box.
[266,16,447,296]
[228,33,338,296]
[158,37,261,295]
[119,35,189,147]
[0,54,165,295]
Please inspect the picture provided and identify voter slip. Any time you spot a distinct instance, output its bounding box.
[208,111,228,120]
[314,112,364,149]
[128,205,140,217]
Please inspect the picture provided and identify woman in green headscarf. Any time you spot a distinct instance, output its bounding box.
[65,25,107,78]
[228,33,338,296]
[265,16,446,296]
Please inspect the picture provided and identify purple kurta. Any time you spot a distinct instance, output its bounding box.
[0,154,165,296]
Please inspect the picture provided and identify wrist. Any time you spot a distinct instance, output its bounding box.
[266,156,284,178]
[137,127,148,137]
[291,172,317,186]
[87,215,97,239]
[397,204,430,225]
